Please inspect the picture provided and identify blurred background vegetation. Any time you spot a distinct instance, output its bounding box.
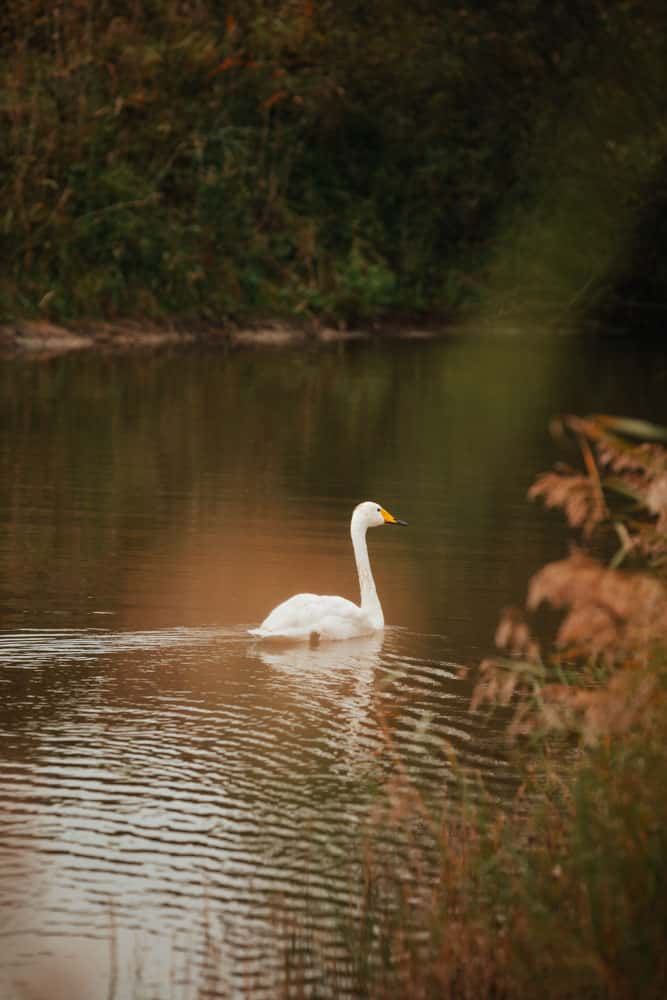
[2,0,667,328]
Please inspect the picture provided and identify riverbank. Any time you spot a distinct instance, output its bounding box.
[0,317,451,358]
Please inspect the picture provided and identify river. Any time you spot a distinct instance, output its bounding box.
[0,332,665,997]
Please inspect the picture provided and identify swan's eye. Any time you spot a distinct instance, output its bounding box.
[377,507,381,513]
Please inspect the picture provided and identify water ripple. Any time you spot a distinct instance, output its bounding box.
[0,625,510,998]
[0,626,237,666]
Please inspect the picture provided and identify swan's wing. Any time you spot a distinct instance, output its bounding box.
[249,593,374,641]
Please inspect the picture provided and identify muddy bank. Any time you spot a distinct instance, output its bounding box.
[0,319,442,358]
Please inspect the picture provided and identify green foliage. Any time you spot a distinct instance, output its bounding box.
[2,1,667,324]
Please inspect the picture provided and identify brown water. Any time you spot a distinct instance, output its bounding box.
[0,334,665,998]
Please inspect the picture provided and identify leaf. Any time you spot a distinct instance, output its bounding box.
[262,90,288,110]
[209,54,241,78]
[594,415,667,443]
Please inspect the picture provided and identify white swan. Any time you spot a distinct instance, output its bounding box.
[249,501,407,642]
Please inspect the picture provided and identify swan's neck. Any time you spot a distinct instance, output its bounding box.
[351,520,384,629]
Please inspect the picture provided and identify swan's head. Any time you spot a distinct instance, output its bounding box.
[352,500,408,530]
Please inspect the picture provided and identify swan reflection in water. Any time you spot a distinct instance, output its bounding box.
[254,631,385,762]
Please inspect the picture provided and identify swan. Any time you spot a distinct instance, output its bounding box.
[249,501,407,642]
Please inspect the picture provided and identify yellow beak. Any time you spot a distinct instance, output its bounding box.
[380,507,408,526]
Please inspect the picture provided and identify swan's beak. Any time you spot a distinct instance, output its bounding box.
[381,507,408,526]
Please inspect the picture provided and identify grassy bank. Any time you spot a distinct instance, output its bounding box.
[2,2,667,328]
[278,415,667,998]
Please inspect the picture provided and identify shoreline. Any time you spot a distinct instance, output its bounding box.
[0,316,607,359]
[0,318,447,359]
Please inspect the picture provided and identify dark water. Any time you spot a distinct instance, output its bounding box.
[0,334,665,998]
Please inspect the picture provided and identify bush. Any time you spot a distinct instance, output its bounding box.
[4,2,666,325]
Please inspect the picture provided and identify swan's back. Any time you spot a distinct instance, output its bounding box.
[249,593,374,642]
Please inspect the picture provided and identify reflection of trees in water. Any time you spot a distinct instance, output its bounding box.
[0,340,664,634]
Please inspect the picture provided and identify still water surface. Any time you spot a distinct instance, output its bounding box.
[0,334,665,997]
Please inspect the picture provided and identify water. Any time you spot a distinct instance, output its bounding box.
[0,333,665,998]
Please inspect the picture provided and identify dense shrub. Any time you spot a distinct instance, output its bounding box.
[2,1,667,325]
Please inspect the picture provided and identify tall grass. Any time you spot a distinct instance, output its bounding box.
[276,415,667,998]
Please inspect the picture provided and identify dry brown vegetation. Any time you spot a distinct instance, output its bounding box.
[283,414,667,999]
[476,414,667,744]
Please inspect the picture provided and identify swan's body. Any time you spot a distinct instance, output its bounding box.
[249,501,407,642]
